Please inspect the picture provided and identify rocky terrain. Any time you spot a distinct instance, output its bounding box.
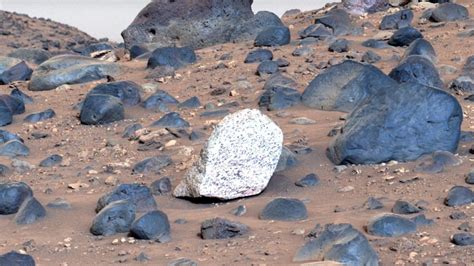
[0,0,473,265]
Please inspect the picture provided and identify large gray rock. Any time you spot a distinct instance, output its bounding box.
[0,56,22,75]
[173,109,283,200]
[301,60,397,112]
[294,223,379,265]
[328,83,462,164]
[28,55,120,91]
[121,0,284,50]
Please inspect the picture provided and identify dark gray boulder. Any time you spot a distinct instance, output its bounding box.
[389,55,443,88]
[151,112,190,128]
[90,200,136,236]
[244,49,273,64]
[315,9,353,36]
[402,38,437,63]
[299,24,333,40]
[80,94,124,125]
[96,183,157,213]
[254,26,291,47]
[259,198,307,221]
[0,140,30,157]
[430,3,469,22]
[328,83,462,165]
[258,74,300,111]
[388,26,423,47]
[87,81,142,106]
[0,182,33,215]
[14,197,46,225]
[147,47,197,70]
[178,96,201,109]
[132,156,172,174]
[8,48,51,65]
[0,56,22,75]
[256,61,279,76]
[0,61,33,85]
[200,217,249,239]
[28,55,120,91]
[367,214,417,237]
[301,60,397,112]
[444,186,474,207]
[0,94,25,115]
[24,109,56,123]
[0,251,35,266]
[142,90,179,110]
[294,223,379,265]
[121,0,283,50]
[130,210,171,242]
[380,9,413,30]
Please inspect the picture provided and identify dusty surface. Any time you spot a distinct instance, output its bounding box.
[0,1,474,265]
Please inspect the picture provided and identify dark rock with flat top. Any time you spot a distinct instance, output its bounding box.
[430,3,469,22]
[147,47,197,70]
[380,9,413,30]
[200,217,249,239]
[87,81,142,106]
[260,198,307,221]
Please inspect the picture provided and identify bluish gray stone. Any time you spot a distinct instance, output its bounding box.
[444,186,474,207]
[96,184,157,213]
[130,210,171,242]
[147,47,197,70]
[14,197,46,225]
[244,49,273,63]
[151,112,190,128]
[260,198,307,221]
[0,182,33,215]
[367,214,417,237]
[254,26,291,47]
[200,217,249,239]
[90,200,136,236]
[87,81,142,106]
[80,94,124,125]
[24,108,56,123]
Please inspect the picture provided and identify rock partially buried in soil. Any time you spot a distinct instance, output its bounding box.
[451,233,474,246]
[151,112,190,128]
[142,90,179,110]
[10,88,33,105]
[415,151,461,174]
[294,223,379,264]
[130,210,171,242]
[328,39,349,53]
[150,177,172,195]
[302,60,396,112]
[254,26,291,47]
[39,154,63,167]
[8,48,51,65]
[258,74,300,111]
[80,94,124,125]
[392,200,421,215]
[0,251,35,266]
[259,198,308,221]
[168,258,197,266]
[0,61,33,85]
[87,81,142,106]
[275,146,298,172]
[389,55,443,89]
[429,3,469,22]
[0,182,33,215]
[200,217,249,239]
[0,140,30,157]
[315,9,353,36]
[173,109,283,200]
[256,60,279,76]
[121,0,284,50]
[0,94,25,115]
[132,156,172,174]
[380,9,413,30]
[14,197,46,225]
[328,83,462,165]
[402,38,437,63]
[366,214,417,237]
[388,26,423,47]
[28,55,120,91]
[96,184,157,213]
[444,186,474,207]
[295,173,320,187]
[24,108,56,123]
[244,49,273,64]
[147,47,197,70]
[90,200,136,236]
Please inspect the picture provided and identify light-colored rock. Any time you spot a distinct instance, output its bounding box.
[173,109,283,200]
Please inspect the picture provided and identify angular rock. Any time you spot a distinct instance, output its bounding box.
[8,48,51,65]
[299,24,332,40]
[150,177,172,195]
[0,251,35,266]
[88,81,142,106]
[392,200,421,215]
[14,197,46,225]
[24,108,56,123]
[328,83,462,164]
[147,47,197,70]
[256,61,279,76]
[294,223,379,264]
[366,214,417,237]
[0,61,33,85]
[122,123,143,139]
[451,76,474,94]
[173,109,283,200]
[275,146,298,172]
[80,94,124,125]
[302,60,397,112]
[90,200,136,236]
[151,112,190,128]
[254,26,291,47]
[388,26,423,47]
[258,74,300,111]
[402,38,437,63]
[130,210,171,242]
[389,55,443,88]
[444,186,474,207]
[315,9,353,36]
[0,140,30,157]
[28,55,120,91]
[430,3,469,22]
[365,197,384,210]
[0,103,12,127]
[244,49,273,64]
[142,90,178,110]
[96,184,157,213]
[121,0,283,50]
[329,39,349,53]
[259,198,307,221]
[200,217,249,239]
[295,173,320,187]
[39,154,63,167]
[10,88,33,104]
[178,96,201,109]
[46,198,72,209]
[466,172,474,185]
[0,94,25,115]
[129,44,149,59]
[361,50,381,63]
[133,156,172,175]
[0,182,33,215]
[0,56,22,75]
[380,9,413,30]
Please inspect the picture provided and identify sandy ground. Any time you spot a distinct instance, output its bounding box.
[0,1,473,265]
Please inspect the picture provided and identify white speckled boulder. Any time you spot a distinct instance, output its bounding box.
[173,109,283,200]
